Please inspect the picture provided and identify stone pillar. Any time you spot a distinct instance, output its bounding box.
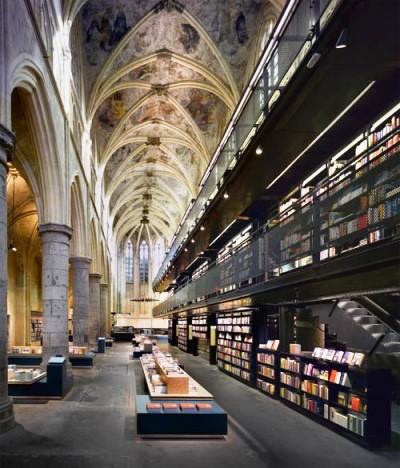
[0,125,15,433]
[99,283,108,337]
[39,223,72,368]
[70,257,91,346]
[88,273,101,348]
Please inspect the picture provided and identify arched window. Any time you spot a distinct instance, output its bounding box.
[125,240,133,282]
[152,238,164,279]
[139,240,149,283]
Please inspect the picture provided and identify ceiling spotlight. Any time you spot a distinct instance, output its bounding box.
[223,192,229,199]
[336,28,348,49]
[200,251,204,255]
[191,239,195,243]
[306,52,322,69]
[255,145,263,155]
[9,243,17,252]
[184,248,188,252]
[200,225,205,231]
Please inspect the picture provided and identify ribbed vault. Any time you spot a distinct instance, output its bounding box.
[75,0,278,251]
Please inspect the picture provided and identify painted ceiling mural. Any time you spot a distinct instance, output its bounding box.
[76,0,279,249]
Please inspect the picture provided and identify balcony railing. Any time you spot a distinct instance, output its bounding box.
[153,0,344,289]
[153,115,400,317]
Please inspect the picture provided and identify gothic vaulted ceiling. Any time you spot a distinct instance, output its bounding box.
[76,0,280,247]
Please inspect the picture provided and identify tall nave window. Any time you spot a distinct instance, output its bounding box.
[125,239,133,282]
[139,240,149,283]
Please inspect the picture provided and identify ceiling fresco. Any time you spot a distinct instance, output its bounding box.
[76,0,279,248]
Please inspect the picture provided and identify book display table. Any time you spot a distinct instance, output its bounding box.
[140,352,213,400]
[132,337,154,358]
[8,356,73,398]
[8,346,95,368]
[136,395,227,437]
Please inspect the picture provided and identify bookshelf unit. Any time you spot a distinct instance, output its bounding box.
[275,195,314,276]
[278,351,391,447]
[168,319,173,344]
[256,348,279,398]
[217,310,254,385]
[177,318,189,352]
[30,317,42,344]
[192,314,210,356]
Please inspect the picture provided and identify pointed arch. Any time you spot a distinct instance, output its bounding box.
[10,56,68,224]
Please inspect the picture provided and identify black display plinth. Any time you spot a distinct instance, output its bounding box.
[9,356,73,398]
[136,395,227,437]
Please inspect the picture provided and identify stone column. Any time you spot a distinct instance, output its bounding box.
[99,283,108,337]
[88,273,101,348]
[69,257,91,346]
[39,223,72,368]
[0,125,15,433]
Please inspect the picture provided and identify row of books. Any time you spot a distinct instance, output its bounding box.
[328,184,367,210]
[280,357,301,373]
[218,340,251,351]
[218,361,251,381]
[329,213,368,240]
[337,391,367,414]
[260,340,280,350]
[258,365,275,379]
[217,315,251,325]
[367,197,400,224]
[327,406,366,436]
[280,387,301,405]
[218,333,252,342]
[281,239,311,261]
[281,372,301,389]
[217,325,252,333]
[193,331,207,339]
[257,379,275,396]
[217,347,251,360]
[257,353,275,366]
[279,254,312,273]
[303,395,324,416]
[192,317,207,325]
[369,181,400,206]
[218,354,251,369]
[301,380,329,399]
[327,370,351,387]
[312,348,365,367]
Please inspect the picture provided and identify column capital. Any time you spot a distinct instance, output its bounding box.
[100,282,108,288]
[89,272,102,280]
[70,256,92,266]
[39,223,73,239]
[0,124,15,169]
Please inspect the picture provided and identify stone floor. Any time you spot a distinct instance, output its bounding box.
[0,342,399,468]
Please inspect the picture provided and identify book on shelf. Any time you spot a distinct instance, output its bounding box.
[289,343,301,354]
[333,350,344,362]
[349,394,367,414]
[353,352,365,367]
[337,391,348,407]
[326,349,336,361]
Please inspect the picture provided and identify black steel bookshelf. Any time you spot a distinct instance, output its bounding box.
[216,310,255,385]
[278,351,391,448]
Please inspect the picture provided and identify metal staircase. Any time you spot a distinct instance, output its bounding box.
[338,299,400,354]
